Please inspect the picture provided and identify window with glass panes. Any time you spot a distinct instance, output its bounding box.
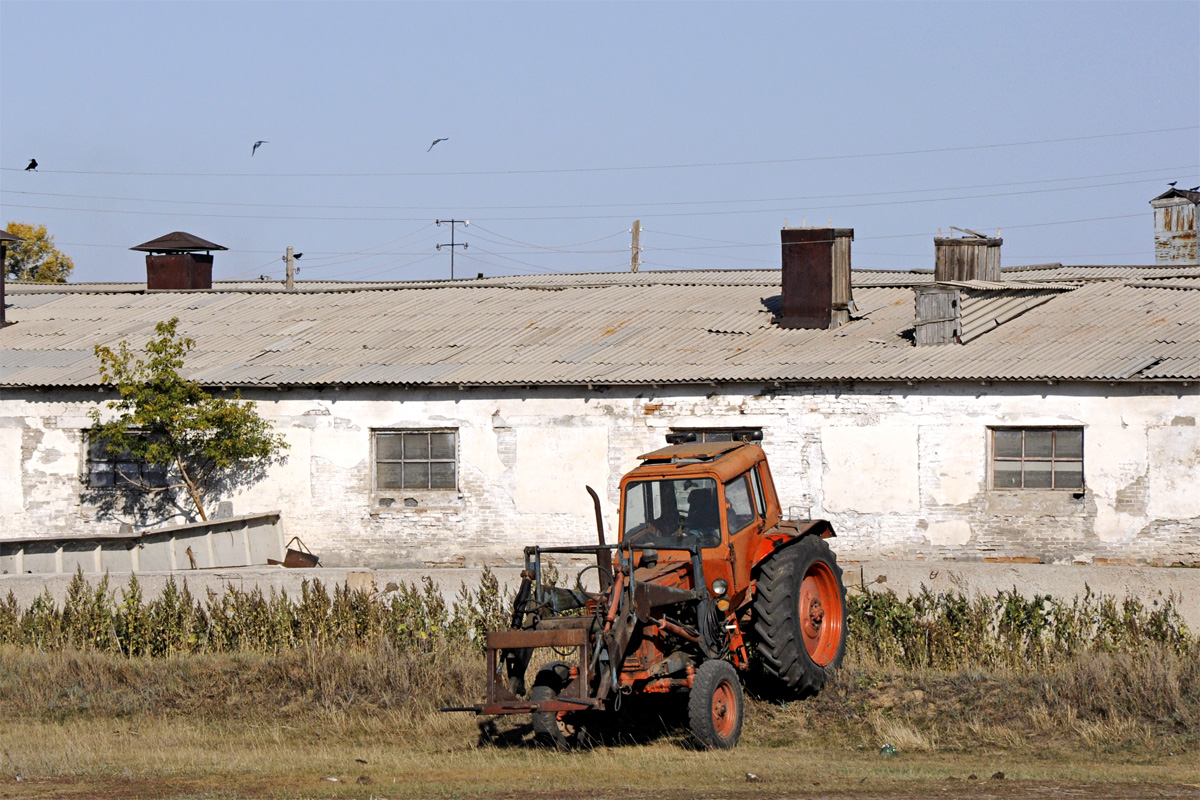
[669,427,762,443]
[86,431,169,489]
[374,430,457,490]
[990,427,1083,490]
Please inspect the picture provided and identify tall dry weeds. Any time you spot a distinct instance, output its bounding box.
[2,570,1196,753]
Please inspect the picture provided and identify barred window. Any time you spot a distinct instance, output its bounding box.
[86,433,169,489]
[990,427,1083,490]
[669,427,763,443]
[374,430,457,490]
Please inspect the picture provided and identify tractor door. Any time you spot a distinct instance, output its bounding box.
[723,470,765,602]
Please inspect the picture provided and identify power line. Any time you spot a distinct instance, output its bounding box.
[466,223,630,250]
[319,252,442,281]
[2,126,1193,178]
[4,175,1185,224]
[4,165,1193,213]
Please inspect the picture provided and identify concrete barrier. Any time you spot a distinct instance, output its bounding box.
[0,512,285,574]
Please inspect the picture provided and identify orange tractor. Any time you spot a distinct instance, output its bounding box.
[444,431,847,749]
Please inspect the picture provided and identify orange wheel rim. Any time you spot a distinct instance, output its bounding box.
[799,561,843,666]
[711,679,737,739]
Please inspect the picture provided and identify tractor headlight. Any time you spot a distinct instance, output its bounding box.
[711,579,728,597]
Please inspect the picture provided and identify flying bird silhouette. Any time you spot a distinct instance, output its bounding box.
[252,140,268,156]
[427,138,448,152]
[1168,181,1177,187]
[25,159,37,171]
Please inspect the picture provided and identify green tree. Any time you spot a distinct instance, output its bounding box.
[4,221,74,282]
[90,317,288,521]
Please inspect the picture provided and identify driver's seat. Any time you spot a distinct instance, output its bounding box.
[687,489,719,532]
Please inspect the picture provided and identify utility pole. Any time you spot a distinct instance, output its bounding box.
[630,220,641,273]
[284,246,296,291]
[436,219,469,280]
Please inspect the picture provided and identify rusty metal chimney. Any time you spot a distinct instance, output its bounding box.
[1150,188,1199,265]
[778,227,853,329]
[131,231,226,290]
[933,229,1002,282]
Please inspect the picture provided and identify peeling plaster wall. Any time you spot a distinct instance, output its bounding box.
[1,382,1197,568]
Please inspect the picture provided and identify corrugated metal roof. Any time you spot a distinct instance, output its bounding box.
[10,263,1200,295]
[1001,264,1200,281]
[3,268,1198,387]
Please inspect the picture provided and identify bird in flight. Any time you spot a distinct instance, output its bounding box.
[252,140,268,156]
[1168,181,1177,187]
[427,137,448,152]
[25,159,37,171]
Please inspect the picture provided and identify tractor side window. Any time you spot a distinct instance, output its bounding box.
[724,475,757,535]
[749,467,766,517]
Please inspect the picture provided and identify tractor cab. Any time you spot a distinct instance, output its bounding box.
[618,434,784,609]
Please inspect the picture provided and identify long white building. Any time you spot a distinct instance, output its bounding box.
[2,210,1198,570]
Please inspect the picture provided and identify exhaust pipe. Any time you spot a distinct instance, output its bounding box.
[586,485,614,589]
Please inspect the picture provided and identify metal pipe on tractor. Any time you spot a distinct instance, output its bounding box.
[443,432,848,750]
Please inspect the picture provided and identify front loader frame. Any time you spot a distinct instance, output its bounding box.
[444,539,708,718]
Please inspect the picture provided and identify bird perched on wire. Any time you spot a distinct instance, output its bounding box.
[252,140,268,156]
[25,159,37,171]
[427,137,448,152]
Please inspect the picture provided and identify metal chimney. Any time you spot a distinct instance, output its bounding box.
[778,227,853,329]
[131,231,227,291]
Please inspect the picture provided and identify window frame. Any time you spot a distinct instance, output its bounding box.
[668,427,763,443]
[723,473,759,536]
[988,426,1084,491]
[84,430,170,490]
[372,428,459,493]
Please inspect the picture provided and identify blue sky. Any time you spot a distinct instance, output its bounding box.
[2,1,1197,283]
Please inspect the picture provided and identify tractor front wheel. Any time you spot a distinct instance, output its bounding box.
[687,659,744,750]
[752,535,847,698]
[530,661,577,750]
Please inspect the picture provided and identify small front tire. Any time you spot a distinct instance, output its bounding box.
[530,661,576,750]
[687,659,744,750]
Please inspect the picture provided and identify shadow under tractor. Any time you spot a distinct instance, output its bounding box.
[444,431,847,750]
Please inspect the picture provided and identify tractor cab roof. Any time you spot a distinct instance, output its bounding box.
[630,441,765,483]
[637,441,743,462]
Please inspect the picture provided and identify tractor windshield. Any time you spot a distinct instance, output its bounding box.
[622,477,721,549]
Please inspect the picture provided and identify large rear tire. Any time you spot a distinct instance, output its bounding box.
[687,659,744,750]
[752,535,846,698]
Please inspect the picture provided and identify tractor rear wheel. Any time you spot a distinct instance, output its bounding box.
[530,661,576,750]
[687,659,744,750]
[752,535,846,698]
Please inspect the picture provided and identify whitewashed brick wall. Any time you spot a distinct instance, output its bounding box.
[2,381,1197,568]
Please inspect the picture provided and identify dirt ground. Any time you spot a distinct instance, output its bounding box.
[1,719,1196,800]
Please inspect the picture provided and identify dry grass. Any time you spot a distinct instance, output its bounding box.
[1,715,1197,800]
[2,576,1198,797]
[2,642,1196,754]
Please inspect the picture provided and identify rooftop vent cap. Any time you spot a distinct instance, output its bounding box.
[933,228,1002,282]
[132,231,226,291]
[130,231,228,254]
[778,226,854,330]
[1149,188,1199,266]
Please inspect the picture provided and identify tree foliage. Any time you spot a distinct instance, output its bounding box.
[4,221,74,282]
[89,317,288,521]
